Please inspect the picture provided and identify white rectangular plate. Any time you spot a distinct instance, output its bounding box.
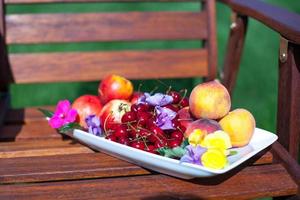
[71,128,277,179]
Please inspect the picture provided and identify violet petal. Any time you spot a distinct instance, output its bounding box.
[145,93,173,106]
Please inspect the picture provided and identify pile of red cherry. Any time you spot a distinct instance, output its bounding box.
[104,91,189,154]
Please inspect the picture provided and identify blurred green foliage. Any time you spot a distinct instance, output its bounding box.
[9,0,300,136]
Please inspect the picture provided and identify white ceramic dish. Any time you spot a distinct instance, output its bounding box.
[71,128,277,179]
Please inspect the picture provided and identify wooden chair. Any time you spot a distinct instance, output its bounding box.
[0,0,299,199]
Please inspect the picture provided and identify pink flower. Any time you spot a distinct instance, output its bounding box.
[49,100,78,129]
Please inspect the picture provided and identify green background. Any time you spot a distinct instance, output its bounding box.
[8,0,300,137]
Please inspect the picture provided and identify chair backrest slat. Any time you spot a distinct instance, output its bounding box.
[0,0,217,89]
[6,11,207,44]
[9,49,208,83]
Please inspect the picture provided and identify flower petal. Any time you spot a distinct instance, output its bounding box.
[64,109,78,124]
[146,93,173,106]
[137,93,150,104]
[155,106,177,130]
[55,100,71,114]
[49,116,64,129]
[180,145,207,165]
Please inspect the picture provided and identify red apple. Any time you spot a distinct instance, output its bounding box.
[98,74,134,104]
[72,95,103,128]
[100,99,131,131]
[177,107,194,129]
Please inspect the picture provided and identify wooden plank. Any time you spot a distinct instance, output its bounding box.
[205,0,217,81]
[0,121,61,141]
[5,0,203,4]
[0,153,151,183]
[0,164,297,199]
[6,12,207,44]
[222,14,248,95]
[9,49,208,83]
[272,142,300,186]
[0,140,93,158]
[0,139,274,184]
[277,43,300,160]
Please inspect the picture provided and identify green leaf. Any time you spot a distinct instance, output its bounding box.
[229,150,238,156]
[38,108,54,118]
[180,138,189,148]
[58,123,82,133]
[157,146,186,158]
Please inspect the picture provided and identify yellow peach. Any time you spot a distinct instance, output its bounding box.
[219,108,256,147]
[189,80,231,119]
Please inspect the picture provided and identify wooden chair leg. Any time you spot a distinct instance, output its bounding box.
[221,12,248,95]
[277,39,300,161]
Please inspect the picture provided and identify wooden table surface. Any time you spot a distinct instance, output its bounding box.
[0,107,298,200]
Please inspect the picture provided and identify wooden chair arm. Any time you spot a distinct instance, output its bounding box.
[218,0,300,44]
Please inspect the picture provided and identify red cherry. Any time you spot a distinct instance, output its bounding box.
[168,140,181,148]
[145,144,157,154]
[131,104,139,113]
[168,91,181,104]
[130,141,145,150]
[121,111,136,123]
[148,126,165,143]
[137,112,152,126]
[138,129,149,137]
[170,131,184,142]
[129,128,139,139]
[106,134,117,142]
[114,124,129,138]
[179,97,189,108]
[154,139,168,149]
[118,137,130,145]
[146,118,156,128]
[172,119,181,130]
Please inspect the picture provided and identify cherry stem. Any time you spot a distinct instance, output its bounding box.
[137,83,142,93]
[177,118,193,121]
[149,86,158,95]
[178,88,188,105]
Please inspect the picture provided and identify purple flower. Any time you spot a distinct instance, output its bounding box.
[155,106,177,130]
[143,93,173,106]
[49,100,78,129]
[137,93,151,104]
[180,145,207,165]
[85,115,102,136]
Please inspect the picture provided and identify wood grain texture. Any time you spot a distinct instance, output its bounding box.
[228,0,300,44]
[272,142,300,186]
[9,49,208,83]
[205,0,217,81]
[0,121,61,141]
[6,11,207,44]
[0,140,93,158]
[5,0,204,4]
[222,14,248,95]
[0,153,151,183]
[277,43,300,161]
[0,164,297,199]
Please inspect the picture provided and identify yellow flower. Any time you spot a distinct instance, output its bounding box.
[188,129,205,146]
[201,148,228,170]
[200,130,232,150]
